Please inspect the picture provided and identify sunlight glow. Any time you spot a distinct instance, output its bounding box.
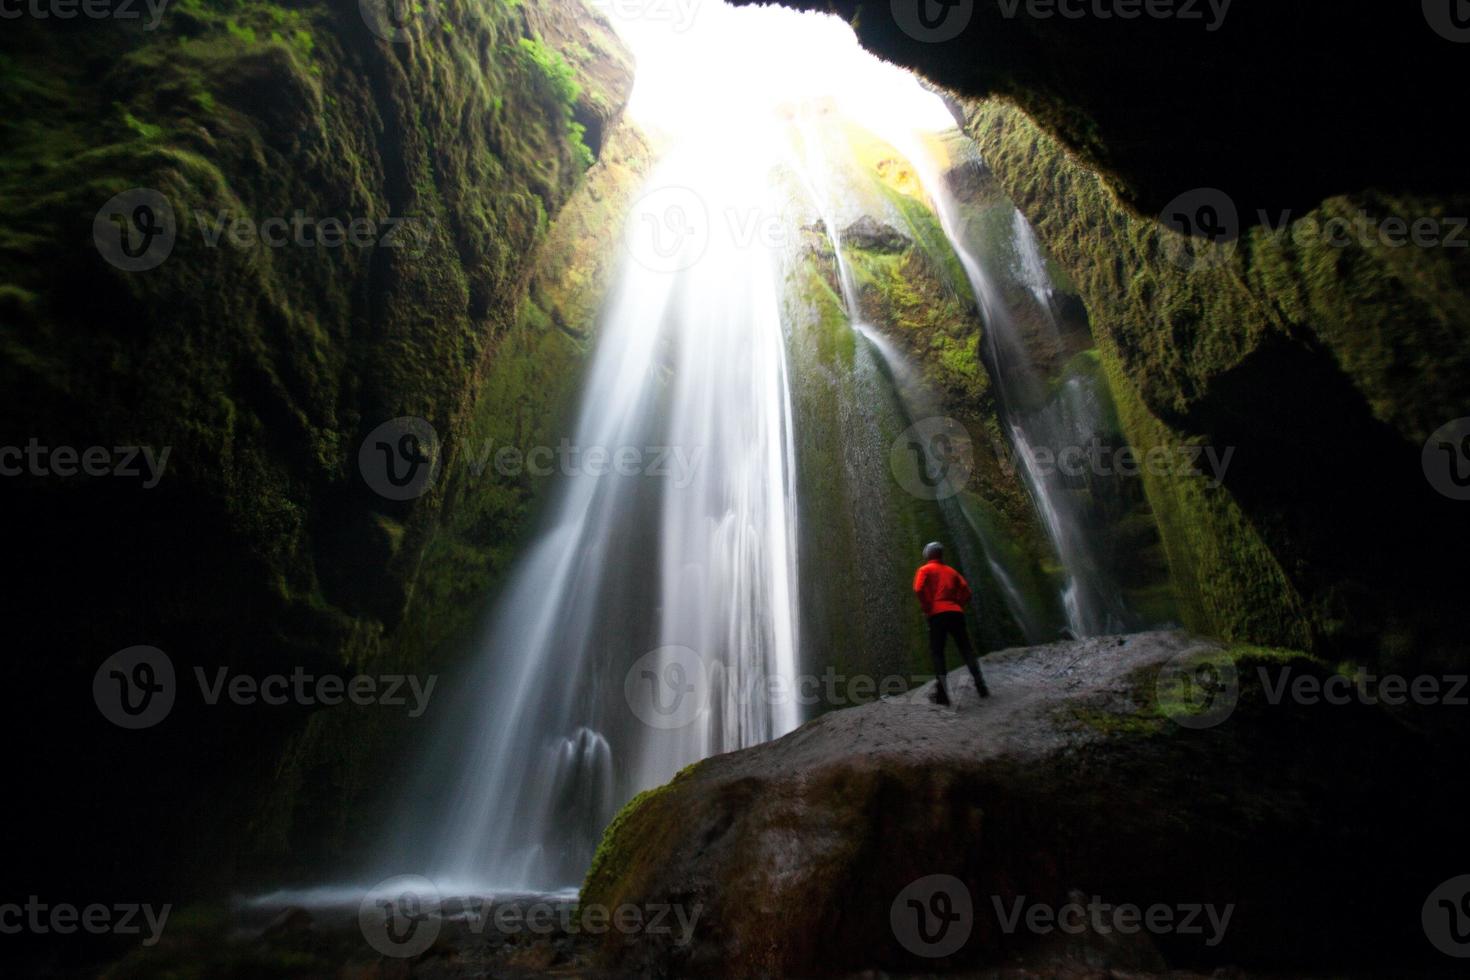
[596,0,959,140]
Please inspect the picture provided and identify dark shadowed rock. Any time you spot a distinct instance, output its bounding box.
[842,215,912,254]
[582,632,1464,977]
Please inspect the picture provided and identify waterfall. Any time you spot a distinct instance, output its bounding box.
[1012,208,1059,331]
[385,135,803,894]
[881,137,1133,637]
[376,3,1138,900]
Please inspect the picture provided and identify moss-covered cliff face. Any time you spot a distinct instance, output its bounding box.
[0,0,640,898]
[962,100,1469,672]
[247,116,652,881]
[778,124,1058,685]
[785,120,1178,682]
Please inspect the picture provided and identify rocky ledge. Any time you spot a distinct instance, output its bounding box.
[582,631,1465,977]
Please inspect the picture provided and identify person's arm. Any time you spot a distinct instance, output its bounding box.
[956,573,972,607]
[913,566,929,598]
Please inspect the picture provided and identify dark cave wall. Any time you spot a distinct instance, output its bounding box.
[735,0,1464,219]
[961,99,1469,673]
[0,0,639,899]
[737,0,1470,672]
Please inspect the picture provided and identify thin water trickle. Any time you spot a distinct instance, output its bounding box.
[883,135,1132,637]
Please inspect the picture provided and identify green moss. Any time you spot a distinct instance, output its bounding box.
[958,99,1464,655]
[1071,642,1316,738]
[581,765,700,909]
[1069,704,1167,737]
[0,0,639,884]
[119,109,162,140]
[1099,333,1310,646]
[517,36,593,171]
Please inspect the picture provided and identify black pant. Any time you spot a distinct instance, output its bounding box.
[928,612,987,703]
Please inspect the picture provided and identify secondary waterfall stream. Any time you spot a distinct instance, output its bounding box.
[884,133,1135,638]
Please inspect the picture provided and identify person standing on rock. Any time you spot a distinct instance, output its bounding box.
[913,542,990,706]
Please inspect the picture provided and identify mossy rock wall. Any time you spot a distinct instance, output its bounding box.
[0,0,639,897]
[962,99,1469,671]
[778,126,1068,688]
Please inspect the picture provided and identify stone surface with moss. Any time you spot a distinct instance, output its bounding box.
[579,629,1460,976]
[961,99,1469,674]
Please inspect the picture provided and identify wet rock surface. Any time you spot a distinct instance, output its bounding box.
[581,632,1465,977]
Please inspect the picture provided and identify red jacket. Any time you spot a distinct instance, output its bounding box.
[913,560,971,617]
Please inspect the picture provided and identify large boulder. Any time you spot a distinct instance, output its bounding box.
[582,632,1464,976]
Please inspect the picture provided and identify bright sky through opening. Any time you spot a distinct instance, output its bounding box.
[596,1,958,139]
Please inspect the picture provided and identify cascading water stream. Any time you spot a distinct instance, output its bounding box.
[788,121,1045,643]
[882,133,1133,637]
[374,3,1136,900]
[383,134,803,894]
[1012,208,1060,333]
